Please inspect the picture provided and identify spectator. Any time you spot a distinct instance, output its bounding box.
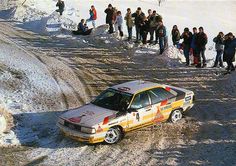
[223,32,236,72]
[105,4,115,34]
[72,19,93,35]
[156,21,167,54]
[132,7,145,43]
[86,5,97,28]
[115,11,124,38]
[147,9,152,20]
[154,12,163,44]
[213,32,224,68]
[124,8,134,41]
[149,10,159,44]
[191,27,199,65]
[56,0,65,16]
[195,27,208,68]
[171,25,180,46]
[140,16,149,44]
[181,27,193,66]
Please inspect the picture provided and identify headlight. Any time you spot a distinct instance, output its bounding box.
[81,127,96,134]
[58,118,65,125]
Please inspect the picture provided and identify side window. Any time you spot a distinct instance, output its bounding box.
[148,88,175,104]
[130,92,150,109]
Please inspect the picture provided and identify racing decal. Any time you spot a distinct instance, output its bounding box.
[136,113,140,121]
[118,87,131,92]
[160,105,172,111]
[103,114,116,125]
[154,106,164,122]
[185,96,192,102]
[68,115,85,123]
[161,100,168,106]
[165,87,171,91]
[96,126,103,133]
[108,121,119,126]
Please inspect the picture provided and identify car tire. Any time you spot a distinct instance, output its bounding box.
[170,109,182,123]
[104,127,122,144]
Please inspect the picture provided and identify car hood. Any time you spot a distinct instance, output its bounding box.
[60,104,117,127]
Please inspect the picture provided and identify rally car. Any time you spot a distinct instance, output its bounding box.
[57,80,194,144]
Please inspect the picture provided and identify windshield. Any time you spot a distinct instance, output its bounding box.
[92,88,133,111]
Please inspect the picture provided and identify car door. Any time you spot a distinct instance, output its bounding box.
[147,88,175,122]
[127,91,155,129]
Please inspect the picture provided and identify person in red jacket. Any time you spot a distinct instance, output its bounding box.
[86,5,97,28]
[195,27,208,68]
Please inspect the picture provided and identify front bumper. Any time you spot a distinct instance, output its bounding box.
[57,123,106,144]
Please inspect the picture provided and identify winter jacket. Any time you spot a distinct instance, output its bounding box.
[56,1,65,10]
[156,25,167,38]
[89,9,97,20]
[181,31,193,48]
[213,35,224,51]
[78,22,88,32]
[171,29,180,44]
[191,33,197,49]
[196,32,208,50]
[115,15,123,27]
[140,20,149,34]
[105,8,115,24]
[132,12,145,27]
[149,15,158,28]
[124,13,134,28]
[223,38,236,62]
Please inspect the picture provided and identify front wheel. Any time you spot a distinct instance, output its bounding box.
[170,109,182,123]
[104,127,122,144]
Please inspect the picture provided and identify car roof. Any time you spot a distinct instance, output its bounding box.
[111,80,163,94]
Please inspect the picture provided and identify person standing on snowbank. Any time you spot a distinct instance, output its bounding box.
[171,25,180,47]
[124,8,134,41]
[156,21,167,54]
[149,10,159,44]
[223,32,236,73]
[86,5,97,28]
[115,11,124,38]
[181,27,193,66]
[56,0,65,16]
[105,4,115,34]
[213,32,224,68]
[195,27,208,68]
[132,7,145,43]
[140,16,149,44]
[191,27,199,66]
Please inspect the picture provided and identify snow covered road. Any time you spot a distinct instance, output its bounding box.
[0,17,236,166]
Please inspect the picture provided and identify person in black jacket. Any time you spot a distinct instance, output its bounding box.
[132,7,145,42]
[171,25,180,46]
[223,32,236,72]
[140,17,149,44]
[213,32,224,67]
[195,27,208,68]
[56,0,65,16]
[156,21,167,54]
[181,27,193,66]
[104,4,115,34]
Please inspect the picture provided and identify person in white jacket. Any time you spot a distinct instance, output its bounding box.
[115,11,124,37]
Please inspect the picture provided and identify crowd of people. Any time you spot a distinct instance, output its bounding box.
[55,1,236,72]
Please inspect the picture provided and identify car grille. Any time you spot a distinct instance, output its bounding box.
[64,121,81,132]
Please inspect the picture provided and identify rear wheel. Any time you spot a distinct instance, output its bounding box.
[104,127,122,144]
[170,109,182,123]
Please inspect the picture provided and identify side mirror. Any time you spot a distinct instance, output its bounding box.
[127,108,138,113]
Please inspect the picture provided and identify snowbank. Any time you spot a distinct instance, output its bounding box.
[0,112,7,133]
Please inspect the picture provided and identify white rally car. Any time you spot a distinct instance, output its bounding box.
[57,80,194,144]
